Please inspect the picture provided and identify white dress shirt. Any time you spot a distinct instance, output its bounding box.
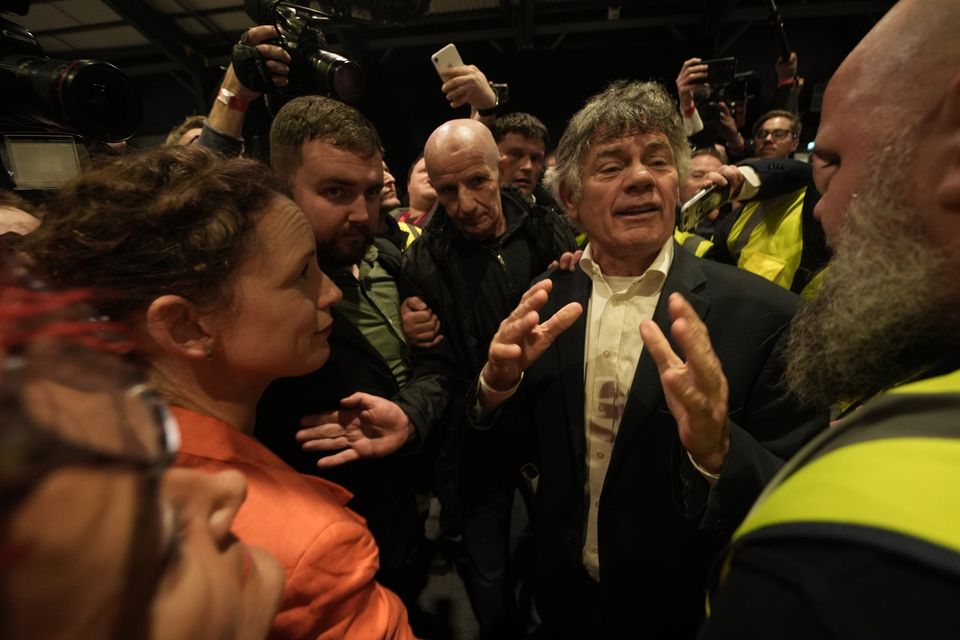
[580,238,673,581]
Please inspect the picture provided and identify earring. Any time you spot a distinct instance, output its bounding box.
[205,347,213,360]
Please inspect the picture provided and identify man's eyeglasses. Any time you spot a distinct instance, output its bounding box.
[754,128,796,141]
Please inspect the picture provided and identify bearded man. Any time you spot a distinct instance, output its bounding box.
[688,0,960,635]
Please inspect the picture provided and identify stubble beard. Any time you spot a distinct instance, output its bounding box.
[316,222,373,269]
[784,140,960,408]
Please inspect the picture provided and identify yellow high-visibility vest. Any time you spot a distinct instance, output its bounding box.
[727,187,807,289]
[674,229,714,258]
[709,368,960,614]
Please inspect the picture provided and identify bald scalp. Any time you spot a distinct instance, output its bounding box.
[833,0,960,118]
[424,119,502,176]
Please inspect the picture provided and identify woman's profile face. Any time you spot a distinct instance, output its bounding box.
[209,195,342,383]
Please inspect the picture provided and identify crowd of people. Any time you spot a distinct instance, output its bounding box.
[3,0,960,638]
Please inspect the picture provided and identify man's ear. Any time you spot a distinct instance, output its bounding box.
[499,153,509,175]
[145,295,213,360]
[559,183,579,222]
[936,72,960,212]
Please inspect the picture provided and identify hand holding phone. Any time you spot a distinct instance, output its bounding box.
[699,57,737,86]
[431,43,464,78]
[679,183,731,232]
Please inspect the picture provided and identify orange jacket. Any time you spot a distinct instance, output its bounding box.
[172,406,417,640]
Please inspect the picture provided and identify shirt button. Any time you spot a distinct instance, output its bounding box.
[596,451,605,459]
[602,350,611,359]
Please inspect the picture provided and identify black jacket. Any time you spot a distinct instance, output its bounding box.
[400,187,577,522]
[254,238,446,572]
[474,245,827,638]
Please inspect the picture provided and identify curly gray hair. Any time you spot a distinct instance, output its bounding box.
[545,80,691,204]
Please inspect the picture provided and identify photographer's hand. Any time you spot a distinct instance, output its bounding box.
[676,57,708,116]
[440,65,498,122]
[775,51,798,85]
[206,26,290,143]
[228,25,290,101]
[702,164,747,200]
[717,102,744,153]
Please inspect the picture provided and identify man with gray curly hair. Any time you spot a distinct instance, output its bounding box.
[473,79,825,638]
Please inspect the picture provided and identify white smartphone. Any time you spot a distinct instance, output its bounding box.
[431,43,464,77]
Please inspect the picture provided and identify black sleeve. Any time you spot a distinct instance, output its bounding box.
[393,242,460,442]
[771,82,801,115]
[701,539,960,640]
[695,329,827,539]
[738,158,811,201]
[196,121,245,157]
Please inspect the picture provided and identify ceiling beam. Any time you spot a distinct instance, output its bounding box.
[356,1,892,51]
[30,6,245,39]
[100,0,210,111]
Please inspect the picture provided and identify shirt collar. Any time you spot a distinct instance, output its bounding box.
[579,236,674,292]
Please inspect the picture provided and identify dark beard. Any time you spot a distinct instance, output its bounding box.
[316,222,373,269]
[785,145,960,408]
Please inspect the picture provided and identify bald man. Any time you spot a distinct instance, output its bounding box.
[401,119,575,638]
[683,0,960,635]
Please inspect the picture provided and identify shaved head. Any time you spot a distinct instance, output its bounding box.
[423,119,506,240]
[425,119,502,175]
[787,0,960,407]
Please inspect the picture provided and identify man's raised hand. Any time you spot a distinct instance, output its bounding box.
[639,293,730,477]
[480,280,582,409]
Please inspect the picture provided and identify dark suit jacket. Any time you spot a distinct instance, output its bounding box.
[483,243,827,638]
[255,240,446,574]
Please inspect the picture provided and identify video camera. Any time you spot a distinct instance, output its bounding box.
[243,0,430,103]
[0,2,142,192]
[0,13,141,142]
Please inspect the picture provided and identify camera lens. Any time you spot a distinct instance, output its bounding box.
[0,56,141,142]
[309,50,364,103]
[61,60,142,142]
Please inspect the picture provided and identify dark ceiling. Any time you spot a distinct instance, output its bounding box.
[7,0,895,171]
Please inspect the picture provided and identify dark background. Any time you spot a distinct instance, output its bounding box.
[11,0,896,193]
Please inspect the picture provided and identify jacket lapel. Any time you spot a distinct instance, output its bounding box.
[551,269,592,482]
[604,244,711,489]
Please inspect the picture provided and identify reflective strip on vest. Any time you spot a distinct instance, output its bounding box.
[734,437,960,555]
[709,368,960,615]
[727,187,806,289]
[398,221,422,249]
[888,368,960,396]
[674,229,714,258]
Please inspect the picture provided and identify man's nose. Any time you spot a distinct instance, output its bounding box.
[457,185,475,211]
[347,193,370,222]
[623,162,655,190]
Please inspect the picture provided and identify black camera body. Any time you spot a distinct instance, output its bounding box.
[0,15,141,142]
[243,0,432,103]
[272,2,364,102]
